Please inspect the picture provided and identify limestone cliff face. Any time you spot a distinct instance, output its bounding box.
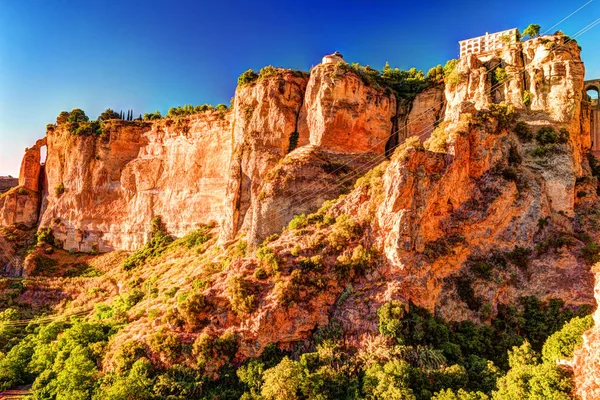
[573,269,600,399]
[221,65,403,246]
[39,114,232,252]
[405,86,446,141]
[299,63,397,154]
[220,70,309,245]
[322,35,593,330]
[444,34,585,216]
[0,139,46,228]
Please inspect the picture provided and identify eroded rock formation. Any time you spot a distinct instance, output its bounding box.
[39,114,232,252]
[573,268,600,399]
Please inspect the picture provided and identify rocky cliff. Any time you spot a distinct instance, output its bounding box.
[39,114,232,252]
[573,267,600,399]
[82,34,596,361]
[7,62,444,253]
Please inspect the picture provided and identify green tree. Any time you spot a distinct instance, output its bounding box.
[542,315,593,362]
[238,69,259,86]
[493,342,573,400]
[56,111,70,125]
[53,345,99,400]
[362,360,416,400]
[261,357,304,400]
[98,108,120,121]
[522,24,541,39]
[427,65,445,83]
[433,389,489,400]
[67,108,89,124]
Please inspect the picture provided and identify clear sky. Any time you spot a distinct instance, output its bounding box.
[1,0,599,176]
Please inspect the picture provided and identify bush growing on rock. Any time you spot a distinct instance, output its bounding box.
[143,110,162,120]
[522,24,541,39]
[514,122,533,142]
[542,315,593,362]
[238,69,259,86]
[226,275,257,316]
[536,126,568,145]
[122,216,173,270]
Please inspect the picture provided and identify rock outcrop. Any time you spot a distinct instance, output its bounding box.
[573,268,600,399]
[39,114,232,252]
[220,70,309,246]
[299,63,397,154]
[0,138,46,228]
[0,177,18,194]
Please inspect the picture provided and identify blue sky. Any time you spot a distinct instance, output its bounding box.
[1,0,599,176]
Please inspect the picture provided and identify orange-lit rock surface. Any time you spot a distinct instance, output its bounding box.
[220,70,309,245]
[39,114,232,252]
[299,62,396,154]
[573,269,600,399]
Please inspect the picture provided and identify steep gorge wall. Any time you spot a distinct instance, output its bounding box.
[39,114,232,252]
[323,34,594,328]
[573,269,600,399]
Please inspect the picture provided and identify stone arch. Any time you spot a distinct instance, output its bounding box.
[586,84,599,102]
[586,80,600,156]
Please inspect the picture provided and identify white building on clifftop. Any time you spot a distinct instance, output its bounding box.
[459,28,519,58]
[322,51,345,64]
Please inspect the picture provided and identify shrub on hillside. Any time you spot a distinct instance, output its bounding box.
[536,126,568,145]
[238,69,259,86]
[226,275,257,316]
[542,315,593,362]
[122,216,173,270]
[514,122,533,142]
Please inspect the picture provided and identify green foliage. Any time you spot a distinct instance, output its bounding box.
[522,90,533,108]
[514,122,533,142]
[335,244,377,279]
[256,246,280,276]
[542,315,593,362]
[36,227,55,247]
[378,300,407,341]
[178,289,206,328]
[261,357,303,400]
[288,214,308,231]
[363,360,415,399]
[427,64,445,83]
[535,126,568,145]
[55,182,65,196]
[143,110,162,120]
[423,234,466,261]
[506,246,532,271]
[288,131,300,153]
[97,108,120,121]
[336,61,428,101]
[491,67,508,86]
[522,24,541,39]
[493,342,573,399]
[433,388,489,399]
[582,242,600,265]
[175,226,211,249]
[227,275,257,316]
[238,69,259,86]
[56,111,70,125]
[67,108,89,124]
[167,103,219,117]
[486,103,516,131]
[444,59,461,85]
[122,216,173,270]
[148,328,181,363]
[327,214,361,251]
